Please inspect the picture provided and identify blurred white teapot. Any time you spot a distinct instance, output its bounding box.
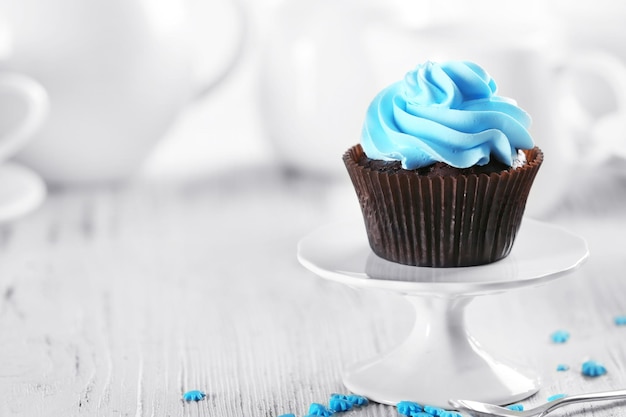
[0,0,244,185]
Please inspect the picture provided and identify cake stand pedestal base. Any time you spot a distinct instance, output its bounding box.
[343,296,538,407]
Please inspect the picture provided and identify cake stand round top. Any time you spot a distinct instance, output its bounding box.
[298,218,589,297]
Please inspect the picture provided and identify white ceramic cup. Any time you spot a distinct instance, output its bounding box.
[0,0,246,185]
[0,72,48,165]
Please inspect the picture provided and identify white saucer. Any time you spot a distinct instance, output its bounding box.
[298,218,589,297]
[0,162,46,224]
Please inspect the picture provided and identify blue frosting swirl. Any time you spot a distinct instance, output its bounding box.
[361,61,534,169]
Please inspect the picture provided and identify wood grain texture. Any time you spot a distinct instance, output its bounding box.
[0,168,625,416]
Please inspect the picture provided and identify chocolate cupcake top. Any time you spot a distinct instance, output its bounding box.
[361,61,534,170]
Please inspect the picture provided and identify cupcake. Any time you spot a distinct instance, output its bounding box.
[343,61,543,267]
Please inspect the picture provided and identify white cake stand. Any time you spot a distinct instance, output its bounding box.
[297,218,589,408]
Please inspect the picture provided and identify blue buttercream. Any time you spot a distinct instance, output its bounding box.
[361,60,533,169]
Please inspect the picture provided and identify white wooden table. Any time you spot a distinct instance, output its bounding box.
[2,25,626,414]
[0,163,625,416]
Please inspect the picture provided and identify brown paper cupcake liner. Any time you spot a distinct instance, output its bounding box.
[343,144,543,267]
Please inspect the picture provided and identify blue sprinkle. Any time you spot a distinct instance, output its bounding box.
[182,390,206,401]
[582,360,607,377]
[556,364,570,371]
[278,414,296,417]
[329,396,352,412]
[547,393,566,402]
[440,411,463,417]
[346,394,369,407]
[615,315,626,326]
[410,413,433,417]
[308,403,332,417]
[506,404,524,411]
[424,405,445,416]
[550,330,570,343]
[397,401,424,415]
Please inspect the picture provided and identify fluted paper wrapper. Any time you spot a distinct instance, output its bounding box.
[343,144,544,267]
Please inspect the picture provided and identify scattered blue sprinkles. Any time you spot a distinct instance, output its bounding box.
[346,394,369,407]
[550,330,570,343]
[582,359,607,377]
[556,364,570,371]
[282,393,370,417]
[308,403,333,417]
[397,401,464,417]
[327,393,369,411]
[439,411,463,417]
[397,401,424,415]
[329,396,352,412]
[424,405,445,416]
[276,313,626,416]
[182,390,206,402]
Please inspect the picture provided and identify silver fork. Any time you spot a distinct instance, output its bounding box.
[449,389,626,417]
